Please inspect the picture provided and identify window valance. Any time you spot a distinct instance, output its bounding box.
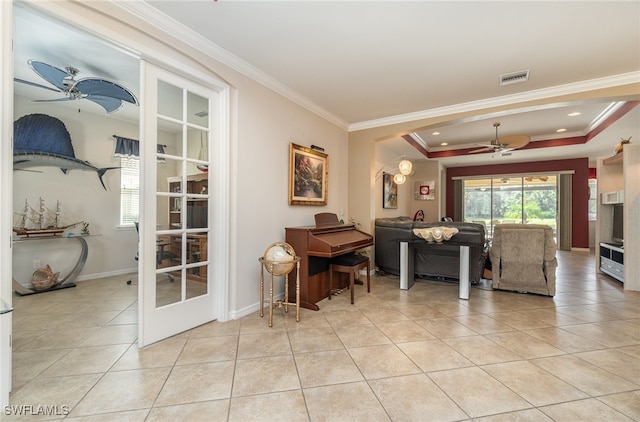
[113,135,166,157]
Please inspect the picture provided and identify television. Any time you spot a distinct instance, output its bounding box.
[186,200,208,229]
[611,204,624,244]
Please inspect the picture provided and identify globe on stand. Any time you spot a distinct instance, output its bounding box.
[259,242,301,327]
[263,242,296,276]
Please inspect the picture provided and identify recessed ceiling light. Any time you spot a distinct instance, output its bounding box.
[440,142,448,146]
[432,131,440,135]
[568,112,581,117]
[557,128,567,133]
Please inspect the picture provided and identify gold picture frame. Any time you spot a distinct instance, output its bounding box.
[289,143,328,206]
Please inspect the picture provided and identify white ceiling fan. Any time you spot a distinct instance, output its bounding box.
[14,60,138,114]
[469,122,530,154]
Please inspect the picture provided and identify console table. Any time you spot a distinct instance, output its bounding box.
[12,235,92,296]
[400,241,471,300]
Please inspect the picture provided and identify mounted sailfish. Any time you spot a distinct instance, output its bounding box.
[13,113,118,190]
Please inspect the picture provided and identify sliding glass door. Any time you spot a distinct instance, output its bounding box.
[523,175,557,229]
[463,175,558,238]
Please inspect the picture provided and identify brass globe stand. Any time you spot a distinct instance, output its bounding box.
[259,255,301,327]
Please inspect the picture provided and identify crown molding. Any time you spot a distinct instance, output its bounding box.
[114,0,350,130]
[349,72,640,132]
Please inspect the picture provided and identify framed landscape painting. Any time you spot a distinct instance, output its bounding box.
[289,143,328,206]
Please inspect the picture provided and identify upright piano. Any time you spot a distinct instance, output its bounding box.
[285,223,374,310]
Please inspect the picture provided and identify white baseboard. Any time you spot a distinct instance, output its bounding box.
[228,293,285,320]
[75,268,136,282]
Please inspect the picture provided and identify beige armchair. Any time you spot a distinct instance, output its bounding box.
[490,224,557,296]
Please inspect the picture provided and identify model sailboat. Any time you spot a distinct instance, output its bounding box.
[13,198,83,237]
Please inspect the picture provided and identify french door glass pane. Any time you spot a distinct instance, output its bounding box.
[186,127,209,174]
[187,91,209,128]
[158,80,183,120]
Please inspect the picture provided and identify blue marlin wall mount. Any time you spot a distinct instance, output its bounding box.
[13,113,119,190]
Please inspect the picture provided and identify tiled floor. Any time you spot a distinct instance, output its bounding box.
[7,250,640,421]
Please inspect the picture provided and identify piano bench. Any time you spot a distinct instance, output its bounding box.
[329,253,370,305]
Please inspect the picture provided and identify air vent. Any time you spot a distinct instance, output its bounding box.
[499,70,530,86]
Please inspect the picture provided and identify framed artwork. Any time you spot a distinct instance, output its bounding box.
[383,173,398,209]
[289,143,328,206]
[414,180,435,200]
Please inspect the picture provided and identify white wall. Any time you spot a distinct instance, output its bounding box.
[12,97,139,283]
[231,78,349,316]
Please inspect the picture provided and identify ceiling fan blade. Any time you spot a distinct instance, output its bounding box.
[28,60,71,91]
[75,78,138,105]
[84,95,123,113]
[14,77,62,93]
[469,147,494,154]
[501,134,530,149]
[32,97,74,103]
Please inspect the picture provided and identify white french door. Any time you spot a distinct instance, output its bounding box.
[138,61,229,347]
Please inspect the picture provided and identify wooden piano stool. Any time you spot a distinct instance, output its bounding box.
[329,253,370,304]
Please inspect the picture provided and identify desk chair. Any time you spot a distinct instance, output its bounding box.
[314,213,371,304]
[126,223,176,285]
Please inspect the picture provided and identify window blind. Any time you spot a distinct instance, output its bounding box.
[120,156,139,225]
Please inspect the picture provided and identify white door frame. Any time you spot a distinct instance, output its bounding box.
[0,0,14,408]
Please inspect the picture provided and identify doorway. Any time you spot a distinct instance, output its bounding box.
[3,1,231,404]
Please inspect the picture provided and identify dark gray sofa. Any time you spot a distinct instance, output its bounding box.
[374,217,487,283]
